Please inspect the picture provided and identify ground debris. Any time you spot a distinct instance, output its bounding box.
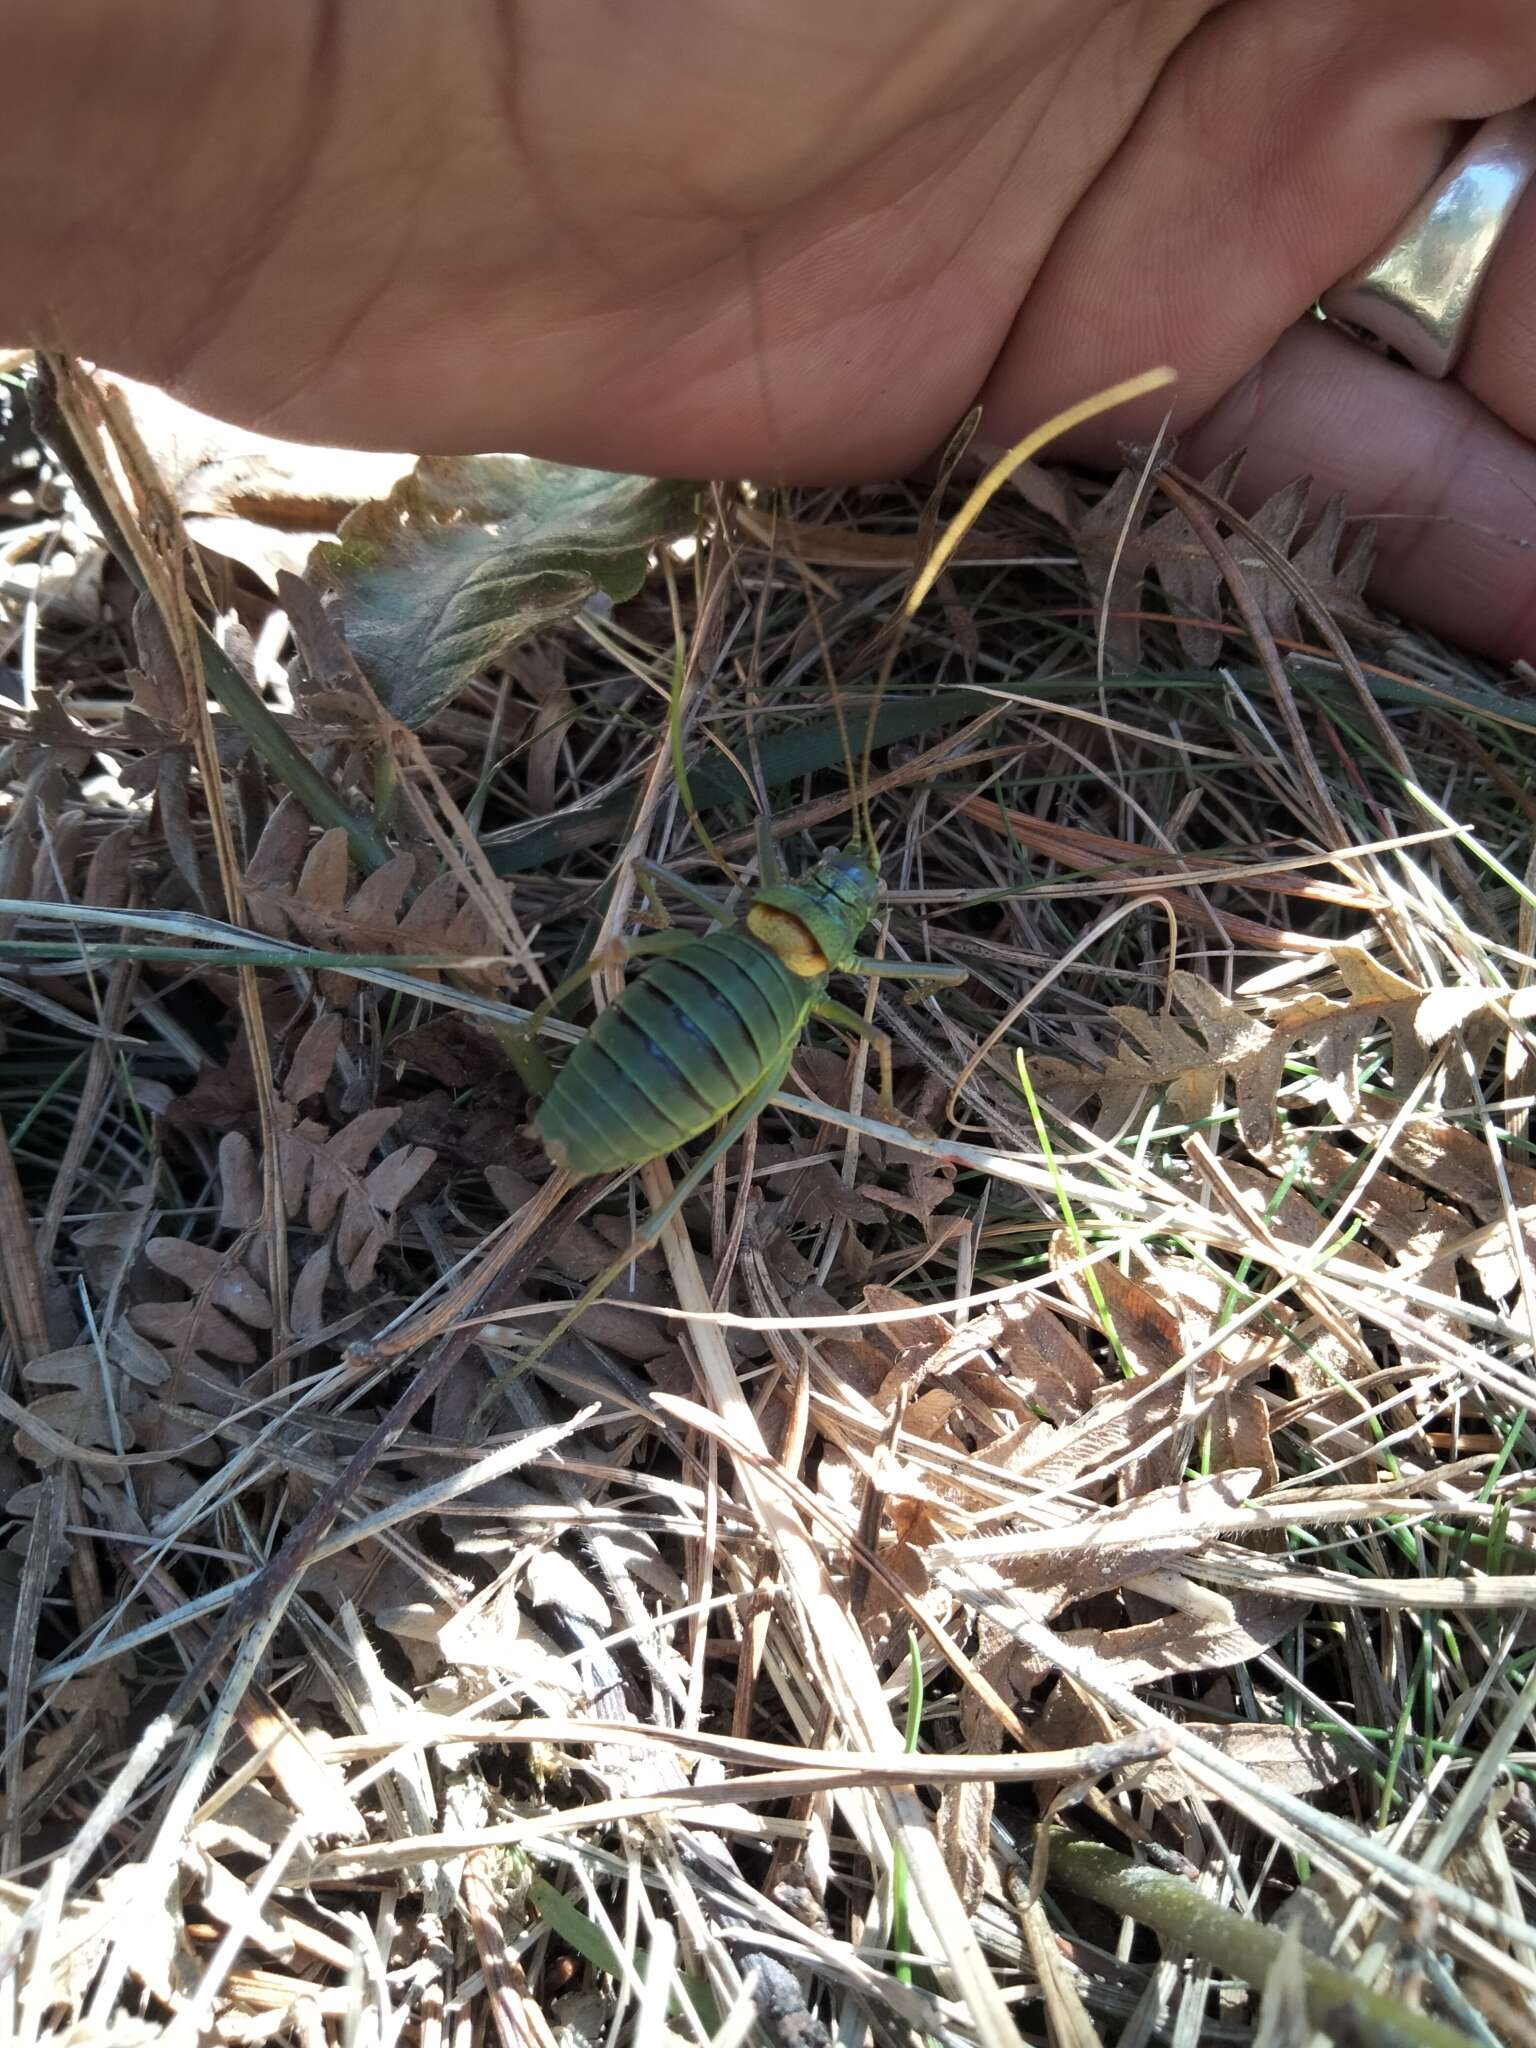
[2,361,1529,2048]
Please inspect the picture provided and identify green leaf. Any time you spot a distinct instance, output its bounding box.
[310,458,697,727]
[526,1874,624,1978]
[526,1875,716,2026]
[487,686,988,874]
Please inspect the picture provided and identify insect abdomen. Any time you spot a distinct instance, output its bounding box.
[534,930,811,1177]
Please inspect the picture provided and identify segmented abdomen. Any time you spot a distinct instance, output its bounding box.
[534,930,814,1176]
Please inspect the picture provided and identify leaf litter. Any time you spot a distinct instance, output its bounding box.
[0,357,1535,2047]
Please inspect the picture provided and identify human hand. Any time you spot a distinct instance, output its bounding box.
[9,1,1536,654]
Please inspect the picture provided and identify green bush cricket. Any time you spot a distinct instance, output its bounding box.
[493,366,1176,1387]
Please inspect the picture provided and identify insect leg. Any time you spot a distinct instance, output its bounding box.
[812,997,894,1108]
[812,996,884,1041]
[847,956,968,987]
[754,814,787,887]
[624,932,700,963]
[477,1054,792,1427]
[632,857,727,926]
[630,1051,793,1253]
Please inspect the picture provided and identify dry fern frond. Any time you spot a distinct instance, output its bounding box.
[244,813,505,998]
[11,1331,167,1468]
[215,1109,436,1291]
[1069,454,1376,671]
[10,368,1535,2047]
[1032,952,1504,1151]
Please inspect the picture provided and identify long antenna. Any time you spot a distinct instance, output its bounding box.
[850,371,1175,863]
[852,409,982,861]
[848,366,1180,867]
[905,366,1177,617]
[792,557,870,858]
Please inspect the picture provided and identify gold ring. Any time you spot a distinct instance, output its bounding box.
[1320,107,1536,379]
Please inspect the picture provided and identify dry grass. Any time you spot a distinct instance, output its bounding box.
[1,355,1534,2047]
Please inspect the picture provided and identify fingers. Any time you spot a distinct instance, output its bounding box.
[1176,319,1536,661]
[969,0,1536,658]
[1458,179,1536,443]
[975,0,1480,447]
[1184,130,1536,664]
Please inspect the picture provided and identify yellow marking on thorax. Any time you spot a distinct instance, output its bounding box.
[747,904,827,978]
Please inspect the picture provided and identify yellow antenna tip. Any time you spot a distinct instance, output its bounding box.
[905,365,1177,617]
